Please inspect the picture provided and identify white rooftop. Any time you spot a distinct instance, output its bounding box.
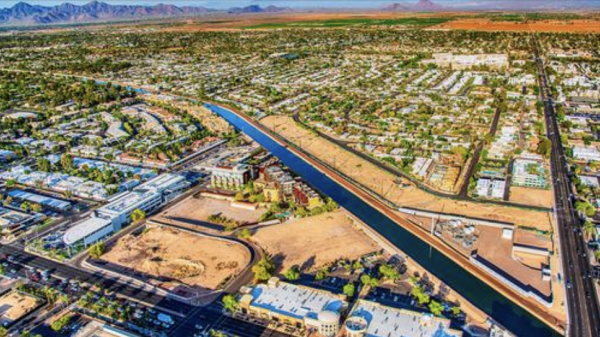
[63,216,112,245]
[249,280,345,321]
[349,299,462,337]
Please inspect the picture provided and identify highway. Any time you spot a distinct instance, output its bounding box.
[533,39,600,337]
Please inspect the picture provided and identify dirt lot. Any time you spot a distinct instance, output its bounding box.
[0,291,40,326]
[509,186,554,208]
[431,18,600,33]
[252,210,378,272]
[262,115,553,232]
[476,227,551,297]
[101,226,250,290]
[156,195,266,230]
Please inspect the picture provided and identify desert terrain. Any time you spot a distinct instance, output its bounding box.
[0,291,40,326]
[431,18,600,33]
[251,210,378,272]
[101,226,250,290]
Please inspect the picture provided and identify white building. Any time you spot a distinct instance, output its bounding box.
[573,146,600,162]
[239,277,346,336]
[476,178,506,199]
[344,299,462,337]
[63,173,189,246]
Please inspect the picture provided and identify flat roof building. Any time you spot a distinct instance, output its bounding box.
[343,299,462,337]
[63,173,189,247]
[239,277,347,336]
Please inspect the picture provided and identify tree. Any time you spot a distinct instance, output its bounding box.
[4,179,15,188]
[234,192,244,202]
[0,264,5,275]
[284,266,300,281]
[450,306,461,316]
[222,294,239,313]
[360,274,379,287]
[31,203,42,213]
[379,264,401,282]
[575,200,596,217]
[411,286,430,305]
[0,327,6,337]
[343,282,355,298]
[51,314,72,332]
[36,158,52,172]
[60,153,74,171]
[429,300,444,316]
[536,137,552,158]
[89,242,106,259]
[131,208,146,222]
[252,256,275,281]
[315,268,329,281]
[584,220,596,238]
[237,228,252,239]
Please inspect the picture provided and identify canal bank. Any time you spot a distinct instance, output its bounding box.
[204,102,562,337]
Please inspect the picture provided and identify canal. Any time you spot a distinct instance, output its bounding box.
[205,103,559,337]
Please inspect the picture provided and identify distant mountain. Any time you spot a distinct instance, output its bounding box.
[384,0,444,12]
[227,5,291,14]
[0,1,213,26]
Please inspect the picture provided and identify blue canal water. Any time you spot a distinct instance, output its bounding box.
[205,103,559,337]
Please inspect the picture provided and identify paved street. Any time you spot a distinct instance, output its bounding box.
[534,39,600,337]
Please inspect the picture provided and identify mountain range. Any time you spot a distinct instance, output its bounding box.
[384,0,445,12]
[0,1,291,26]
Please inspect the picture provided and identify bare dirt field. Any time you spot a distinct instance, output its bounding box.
[262,115,553,232]
[101,226,250,291]
[252,210,378,272]
[509,186,554,208]
[431,18,600,33]
[0,291,40,326]
[476,227,551,297]
[156,195,266,231]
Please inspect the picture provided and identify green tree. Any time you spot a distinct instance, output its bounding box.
[222,294,239,313]
[343,282,355,298]
[237,228,252,239]
[131,208,146,222]
[252,256,275,281]
[0,264,5,275]
[89,242,106,259]
[575,201,596,217]
[4,179,15,188]
[0,327,7,337]
[31,203,43,213]
[234,192,244,202]
[60,154,74,171]
[429,300,444,316]
[36,158,51,172]
[51,314,72,332]
[379,264,401,282]
[584,220,596,238]
[315,268,329,281]
[360,274,379,287]
[411,286,430,305]
[284,266,300,281]
[536,137,552,158]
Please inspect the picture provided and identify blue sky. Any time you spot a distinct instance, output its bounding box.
[2,0,599,9]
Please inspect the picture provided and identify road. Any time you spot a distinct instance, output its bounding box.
[0,244,193,316]
[533,39,600,337]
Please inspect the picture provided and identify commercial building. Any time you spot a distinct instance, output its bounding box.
[73,320,140,337]
[239,277,347,336]
[7,189,72,211]
[0,206,41,236]
[63,173,189,247]
[343,299,462,337]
